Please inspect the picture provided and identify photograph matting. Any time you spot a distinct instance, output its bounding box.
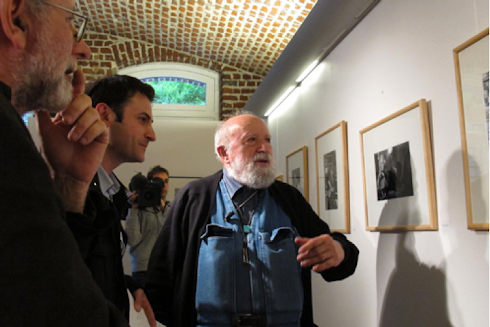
[454,28,489,231]
[315,121,350,233]
[360,99,438,231]
[286,146,309,202]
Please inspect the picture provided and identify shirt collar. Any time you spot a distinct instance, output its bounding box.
[222,168,243,199]
[222,167,262,204]
[97,166,121,199]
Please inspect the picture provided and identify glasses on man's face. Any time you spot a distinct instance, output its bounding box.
[39,0,88,42]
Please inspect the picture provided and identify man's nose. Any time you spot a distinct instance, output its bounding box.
[257,141,272,153]
[146,125,156,141]
[73,35,91,60]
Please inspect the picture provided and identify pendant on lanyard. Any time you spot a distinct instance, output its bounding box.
[234,190,258,265]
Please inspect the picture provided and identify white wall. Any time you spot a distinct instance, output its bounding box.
[114,119,222,202]
[116,119,222,275]
[268,0,488,326]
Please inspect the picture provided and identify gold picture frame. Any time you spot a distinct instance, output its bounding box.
[360,99,438,232]
[315,121,350,233]
[454,28,489,231]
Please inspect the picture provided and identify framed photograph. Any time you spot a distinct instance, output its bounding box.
[454,28,489,231]
[360,99,438,232]
[315,121,350,233]
[286,146,309,201]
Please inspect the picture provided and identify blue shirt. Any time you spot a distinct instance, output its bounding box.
[195,172,303,325]
[96,166,121,201]
[222,168,264,225]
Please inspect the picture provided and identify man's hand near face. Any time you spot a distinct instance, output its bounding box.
[36,70,109,212]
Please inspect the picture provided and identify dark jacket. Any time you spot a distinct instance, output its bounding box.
[146,170,359,326]
[66,174,139,321]
[0,81,127,326]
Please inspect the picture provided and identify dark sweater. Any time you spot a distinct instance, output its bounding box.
[0,81,127,326]
[67,173,139,321]
[146,170,359,326]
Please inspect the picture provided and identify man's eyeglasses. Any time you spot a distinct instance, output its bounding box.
[39,0,88,42]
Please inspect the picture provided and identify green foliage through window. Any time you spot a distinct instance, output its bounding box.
[142,77,206,105]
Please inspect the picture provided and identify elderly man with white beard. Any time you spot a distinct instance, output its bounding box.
[146,113,359,327]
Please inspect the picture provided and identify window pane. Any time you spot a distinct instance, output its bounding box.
[142,77,206,105]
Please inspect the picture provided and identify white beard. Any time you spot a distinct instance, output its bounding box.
[227,153,276,189]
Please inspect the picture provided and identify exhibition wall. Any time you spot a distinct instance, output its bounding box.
[268,0,489,326]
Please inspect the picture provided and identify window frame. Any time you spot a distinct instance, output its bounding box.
[119,62,220,120]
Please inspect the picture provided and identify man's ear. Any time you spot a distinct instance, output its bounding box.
[0,0,28,50]
[217,145,229,163]
[95,103,114,127]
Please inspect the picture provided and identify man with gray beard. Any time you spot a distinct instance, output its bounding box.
[146,113,359,326]
[0,0,126,325]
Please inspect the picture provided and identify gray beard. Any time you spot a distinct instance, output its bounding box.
[227,153,276,189]
[14,74,72,114]
[12,27,72,114]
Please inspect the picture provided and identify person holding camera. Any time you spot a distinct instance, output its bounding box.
[66,75,158,327]
[126,166,171,287]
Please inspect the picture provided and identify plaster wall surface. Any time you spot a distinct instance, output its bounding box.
[268,0,489,326]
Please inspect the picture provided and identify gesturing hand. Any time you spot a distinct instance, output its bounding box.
[295,234,345,273]
[36,70,109,212]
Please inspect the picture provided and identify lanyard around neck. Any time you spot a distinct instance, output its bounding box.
[232,189,259,266]
[235,189,259,211]
[233,189,259,232]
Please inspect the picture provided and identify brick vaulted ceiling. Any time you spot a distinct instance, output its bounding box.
[78,0,318,78]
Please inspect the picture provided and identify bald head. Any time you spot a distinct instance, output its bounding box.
[224,113,266,128]
[215,113,276,188]
[215,114,270,161]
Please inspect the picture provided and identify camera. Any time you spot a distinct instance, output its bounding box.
[129,172,165,208]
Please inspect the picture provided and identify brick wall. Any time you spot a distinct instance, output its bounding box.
[79,32,263,120]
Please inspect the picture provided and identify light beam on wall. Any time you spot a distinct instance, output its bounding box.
[264,57,322,117]
[295,60,319,83]
[264,86,296,117]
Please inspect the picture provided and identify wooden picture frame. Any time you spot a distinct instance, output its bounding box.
[286,146,309,201]
[454,28,489,231]
[360,99,438,231]
[315,121,350,233]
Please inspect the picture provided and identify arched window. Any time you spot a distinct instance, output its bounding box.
[119,63,220,120]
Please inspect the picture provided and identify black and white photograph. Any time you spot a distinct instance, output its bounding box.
[292,167,302,191]
[324,150,338,210]
[374,142,414,201]
[286,146,309,202]
[360,99,438,231]
[315,121,350,233]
